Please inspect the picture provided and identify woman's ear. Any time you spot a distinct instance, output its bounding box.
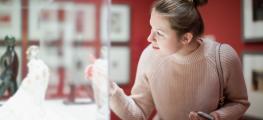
[181,32,193,45]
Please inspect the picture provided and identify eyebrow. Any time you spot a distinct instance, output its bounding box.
[156,28,166,34]
[149,20,167,34]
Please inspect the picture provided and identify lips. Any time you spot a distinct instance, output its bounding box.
[152,46,160,49]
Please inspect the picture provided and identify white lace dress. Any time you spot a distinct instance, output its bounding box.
[0,59,76,120]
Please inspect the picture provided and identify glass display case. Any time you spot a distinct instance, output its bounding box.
[0,0,111,119]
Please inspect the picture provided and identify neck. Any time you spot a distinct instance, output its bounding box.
[177,41,200,56]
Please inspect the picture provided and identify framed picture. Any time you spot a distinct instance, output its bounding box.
[71,47,95,85]
[243,52,263,119]
[73,4,96,41]
[242,0,263,42]
[29,1,60,41]
[29,1,96,42]
[38,46,62,86]
[38,45,64,97]
[109,47,130,84]
[61,47,95,98]
[0,0,21,40]
[101,4,130,42]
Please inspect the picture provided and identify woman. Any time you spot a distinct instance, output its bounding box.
[86,0,249,119]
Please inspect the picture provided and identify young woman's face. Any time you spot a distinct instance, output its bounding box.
[147,9,184,55]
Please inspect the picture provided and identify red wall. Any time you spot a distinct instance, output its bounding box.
[199,0,263,52]
[112,0,263,119]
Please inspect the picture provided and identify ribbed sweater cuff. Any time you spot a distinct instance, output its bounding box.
[211,111,227,120]
[110,83,127,107]
[109,85,131,119]
[210,111,221,120]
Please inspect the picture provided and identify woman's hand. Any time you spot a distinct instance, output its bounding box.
[189,111,210,120]
[84,54,117,96]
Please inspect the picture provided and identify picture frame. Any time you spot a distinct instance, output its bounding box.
[71,47,95,85]
[29,1,60,41]
[101,4,130,42]
[242,0,263,42]
[0,0,21,40]
[39,45,65,97]
[29,1,96,42]
[73,4,96,42]
[242,52,263,119]
[62,47,95,98]
[39,46,62,86]
[109,47,130,84]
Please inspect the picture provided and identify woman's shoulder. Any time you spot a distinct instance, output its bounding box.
[220,43,240,64]
[204,39,240,65]
[202,38,239,60]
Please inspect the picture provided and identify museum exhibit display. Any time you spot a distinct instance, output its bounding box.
[0,0,111,119]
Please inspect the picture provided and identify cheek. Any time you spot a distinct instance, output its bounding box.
[160,38,177,48]
[158,39,177,53]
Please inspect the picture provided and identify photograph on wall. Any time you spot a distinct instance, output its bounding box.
[39,46,62,96]
[252,70,263,92]
[29,0,60,41]
[243,52,263,119]
[73,4,96,41]
[62,47,96,97]
[242,0,263,41]
[0,0,21,40]
[100,4,130,42]
[109,47,130,84]
[29,1,96,42]
[72,47,95,85]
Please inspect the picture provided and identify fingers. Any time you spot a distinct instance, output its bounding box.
[189,112,202,120]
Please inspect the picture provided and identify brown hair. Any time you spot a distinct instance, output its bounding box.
[153,0,208,39]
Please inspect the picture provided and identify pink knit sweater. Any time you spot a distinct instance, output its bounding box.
[110,39,250,120]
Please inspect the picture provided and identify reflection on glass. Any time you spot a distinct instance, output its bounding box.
[0,0,110,119]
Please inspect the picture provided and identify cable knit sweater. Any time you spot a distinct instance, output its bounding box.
[110,39,250,120]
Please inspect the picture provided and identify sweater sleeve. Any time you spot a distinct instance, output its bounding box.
[110,46,154,120]
[210,44,250,120]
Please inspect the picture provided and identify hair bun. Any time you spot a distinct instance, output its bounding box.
[193,0,208,7]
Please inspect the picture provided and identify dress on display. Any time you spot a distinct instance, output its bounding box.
[0,46,76,120]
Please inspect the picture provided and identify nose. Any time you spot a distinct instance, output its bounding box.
[147,30,155,42]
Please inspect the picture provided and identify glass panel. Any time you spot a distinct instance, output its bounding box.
[0,0,110,119]
[0,0,22,98]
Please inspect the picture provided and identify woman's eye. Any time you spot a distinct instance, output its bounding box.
[156,31,162,36]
